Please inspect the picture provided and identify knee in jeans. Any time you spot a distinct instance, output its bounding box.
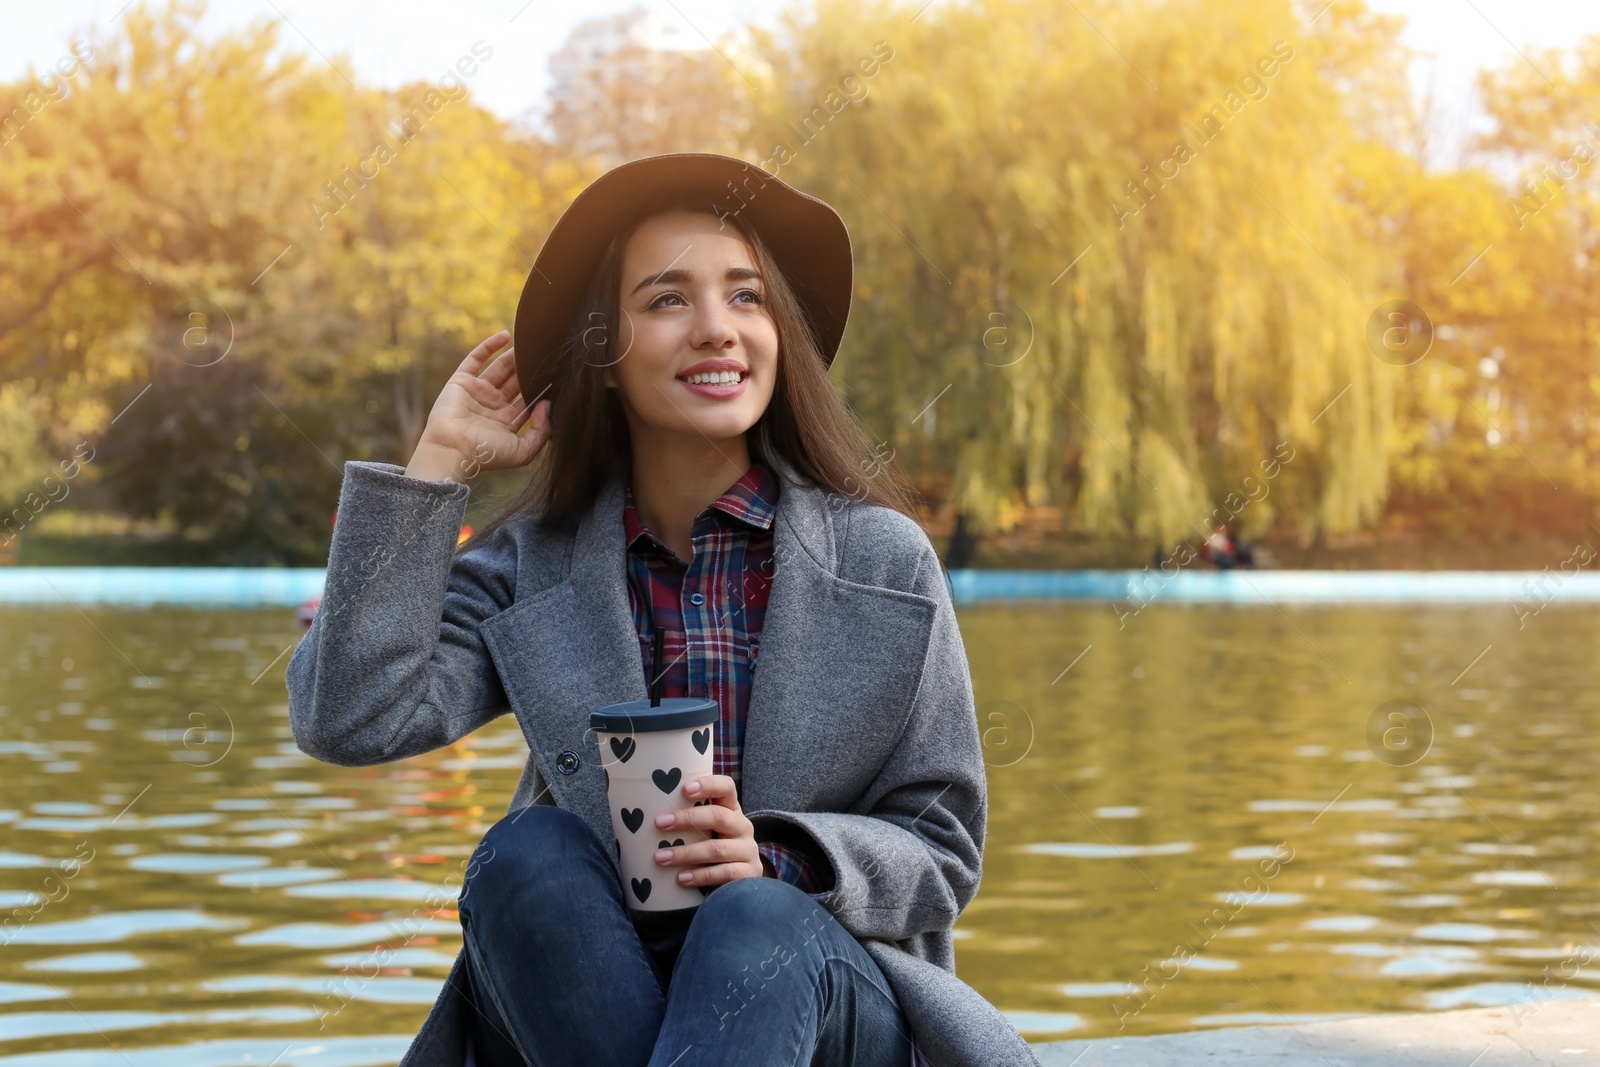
[699,876,829,944]
[463,804,593,902]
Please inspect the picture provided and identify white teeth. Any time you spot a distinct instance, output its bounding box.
[682,370,743,385]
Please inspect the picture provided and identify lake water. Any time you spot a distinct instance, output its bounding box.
[0,600,1597,1062]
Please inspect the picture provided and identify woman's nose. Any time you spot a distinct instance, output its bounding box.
[689,303,738,348]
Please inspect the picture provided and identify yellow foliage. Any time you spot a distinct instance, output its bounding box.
[0,0,1594,556]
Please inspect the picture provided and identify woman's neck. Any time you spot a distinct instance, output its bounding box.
[627,432,753,563]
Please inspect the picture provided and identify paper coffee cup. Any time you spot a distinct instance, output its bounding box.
[591,697,717,912]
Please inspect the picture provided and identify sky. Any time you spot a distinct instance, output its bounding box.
[0,0,780,131]
[1,0,1597,159]
[1362,0,1600,166]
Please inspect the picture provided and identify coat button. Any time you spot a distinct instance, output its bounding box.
[555,751,580,775]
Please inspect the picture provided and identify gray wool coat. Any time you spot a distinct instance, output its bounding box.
[285,454,1040,1067]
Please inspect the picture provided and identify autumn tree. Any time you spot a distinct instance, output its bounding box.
[751,0,1400,555]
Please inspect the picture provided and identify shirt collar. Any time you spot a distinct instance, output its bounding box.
[623,460,779,551]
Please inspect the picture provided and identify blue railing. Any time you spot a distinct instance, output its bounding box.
[946,569,1600,606]
[0,567,1591,608]
[0,567,327,607]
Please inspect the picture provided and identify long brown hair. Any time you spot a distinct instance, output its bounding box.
[462,201,918,551]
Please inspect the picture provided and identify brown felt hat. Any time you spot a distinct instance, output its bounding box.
[512,153,852,403]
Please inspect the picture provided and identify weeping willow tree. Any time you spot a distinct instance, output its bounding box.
[752,0,1398,550]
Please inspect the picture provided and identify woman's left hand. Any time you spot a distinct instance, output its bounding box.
[654,774,766,888]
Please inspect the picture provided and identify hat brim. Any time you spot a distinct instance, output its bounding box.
[513,153,852,406]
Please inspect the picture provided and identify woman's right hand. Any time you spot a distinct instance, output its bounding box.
[404,330,551,483]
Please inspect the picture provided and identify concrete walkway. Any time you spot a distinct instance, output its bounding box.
[1032,999,1600,1065]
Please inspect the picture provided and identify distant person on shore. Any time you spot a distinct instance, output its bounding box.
[1204,524,1236,569]
[1202,525,1257,570]
[1235,532,1255,568]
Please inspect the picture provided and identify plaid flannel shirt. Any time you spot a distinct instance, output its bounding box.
[622,460,826,893]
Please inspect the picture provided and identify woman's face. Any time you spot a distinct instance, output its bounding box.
[605,210,779,451]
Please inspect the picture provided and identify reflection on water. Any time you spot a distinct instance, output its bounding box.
[0,602,1597,1059]
[962,601,1600,1039]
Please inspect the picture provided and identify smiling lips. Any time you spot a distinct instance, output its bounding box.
[676,360,749,398]
[681,369,745,385]
[678,373,747,398]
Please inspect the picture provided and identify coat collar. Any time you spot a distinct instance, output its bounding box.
[477,453,917,850]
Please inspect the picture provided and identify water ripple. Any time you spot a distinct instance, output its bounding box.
[1,910,243,945]
[1021,841,1194,859]
[0,1036,413,1067]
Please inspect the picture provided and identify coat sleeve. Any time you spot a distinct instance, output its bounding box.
[746,533,986,945]
[286,460,515,767]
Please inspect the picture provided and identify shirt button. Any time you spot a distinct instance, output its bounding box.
[555,751,580,775]
[688,592,705,606]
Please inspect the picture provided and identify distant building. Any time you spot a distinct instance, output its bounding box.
[547,6,708,116]
[545,5,760,165]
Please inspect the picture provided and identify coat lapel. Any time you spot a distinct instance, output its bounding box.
[477,457,934,849]
[740,466,936,815]
[477,473,643,845]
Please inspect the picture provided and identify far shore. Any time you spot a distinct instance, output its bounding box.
[4,526,1593,572]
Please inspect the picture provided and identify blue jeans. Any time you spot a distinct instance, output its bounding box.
[457,804,914,1067]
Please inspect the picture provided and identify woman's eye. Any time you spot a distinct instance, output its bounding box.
[733,289,763,306]
[647,292,686,309]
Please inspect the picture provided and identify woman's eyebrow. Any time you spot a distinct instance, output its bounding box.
[630,268,686,295]
[629,266,763,295]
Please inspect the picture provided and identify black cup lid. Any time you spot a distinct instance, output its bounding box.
[590,696,718,733]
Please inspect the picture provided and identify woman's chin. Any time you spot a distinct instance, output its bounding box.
[635,414,759,450]
[692,417,760,445]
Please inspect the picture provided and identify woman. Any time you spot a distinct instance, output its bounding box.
[286,153,1038,1067]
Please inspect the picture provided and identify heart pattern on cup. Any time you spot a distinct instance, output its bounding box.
[601,726,714,907]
